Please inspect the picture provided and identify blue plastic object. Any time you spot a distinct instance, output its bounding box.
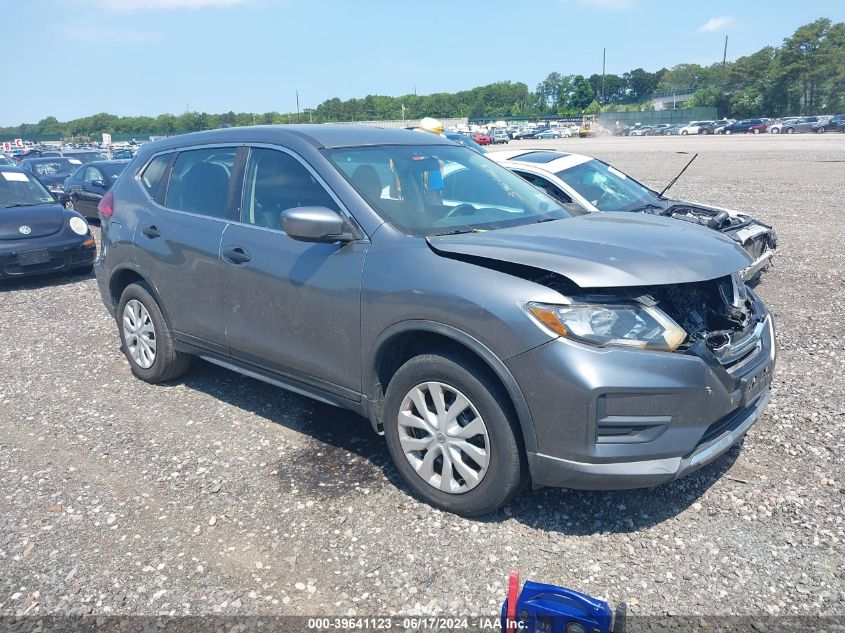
[500,571,614,633]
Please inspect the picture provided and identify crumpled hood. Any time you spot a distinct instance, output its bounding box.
[0,203,65,239]
[427,213,752,288]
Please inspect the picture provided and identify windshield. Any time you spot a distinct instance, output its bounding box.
[0,154,15,167]
[444,133,487,154]
[65,152,109,164]
[30,159,78,177]
[0,171,55,207]
[326,145,573,236]
[555,159,659,212]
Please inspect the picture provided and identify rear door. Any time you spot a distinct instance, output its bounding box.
[220,146,368,398]
[78,165,106,217]
[131,145,244,354]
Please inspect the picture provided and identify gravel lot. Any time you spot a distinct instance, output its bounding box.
[1,134,843,623]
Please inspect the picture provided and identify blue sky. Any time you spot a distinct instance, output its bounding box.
[1,0,842,126]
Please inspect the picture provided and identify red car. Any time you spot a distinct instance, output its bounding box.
[472,133,492,145]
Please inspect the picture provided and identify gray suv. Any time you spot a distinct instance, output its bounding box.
[95,126,775,516]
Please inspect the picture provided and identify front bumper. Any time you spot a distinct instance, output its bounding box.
[0,237,96,278]
[507,312,776,490]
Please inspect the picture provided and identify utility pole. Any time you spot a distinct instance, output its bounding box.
[601,47,606,103]
[723,34,728,68]
[296,90,301,124]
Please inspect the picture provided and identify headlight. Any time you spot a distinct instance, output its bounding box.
[527,301,687,352]
[69,216,89,236]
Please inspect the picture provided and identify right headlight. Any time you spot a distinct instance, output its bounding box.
[527,301,687,352]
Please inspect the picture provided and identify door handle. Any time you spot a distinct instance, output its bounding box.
[222,246,251,264]
[142,225,161,238]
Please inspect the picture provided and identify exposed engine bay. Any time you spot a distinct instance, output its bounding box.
[645,204,778,269]
[533,271,764,362]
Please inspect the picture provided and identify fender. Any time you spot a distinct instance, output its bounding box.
[366,319,538,454]
[107,262,173,328]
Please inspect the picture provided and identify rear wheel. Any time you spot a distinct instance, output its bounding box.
[725,129,732,135]
[785,127,795,134]
[117,283,191,383]
[383,351,527,516]
[815,126,825,134]
[753,128,761,134]
[771,127,780,134]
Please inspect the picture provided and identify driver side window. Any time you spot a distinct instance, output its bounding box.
[240,148,339,231]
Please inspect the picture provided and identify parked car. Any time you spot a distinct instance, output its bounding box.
[780,116,823,134]
[62,150,110,164]
[0,153,16,167]
[490,129,510,144]
[712,119,736,134]
[471,132,492,145]
[17,157,84,195]
[111,148,136,160]
[442,132,487,153]
[95,125,775,516]
[0,165,96,278]
[660,124,685,136]
[490,149,777,281]
[629,126,654,136]
[811,114,844,133]
[767,118,798,134]
[697,122,720,135]
[679,121,714,135]
[63,159,130,219]
[534,129,566,139]
[723,119,768,134]
[648,124,671,135]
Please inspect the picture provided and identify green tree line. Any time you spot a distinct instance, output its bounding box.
[2,18,841,139]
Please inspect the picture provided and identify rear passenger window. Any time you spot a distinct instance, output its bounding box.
[240,148,339,230]
[140,154,170,195]
[165,148,237,219]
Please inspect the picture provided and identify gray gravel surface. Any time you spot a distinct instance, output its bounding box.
[1,134,843,620]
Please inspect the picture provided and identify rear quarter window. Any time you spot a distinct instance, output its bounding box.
[140,154,171,196]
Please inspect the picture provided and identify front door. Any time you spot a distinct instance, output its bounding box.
[221,146,368,399]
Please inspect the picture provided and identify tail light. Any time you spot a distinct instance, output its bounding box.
[98,191,114,218]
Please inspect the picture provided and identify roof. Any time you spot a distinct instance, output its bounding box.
[143,124,455,153]
[489,149,593,173]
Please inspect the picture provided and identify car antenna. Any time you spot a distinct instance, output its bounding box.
[659,152,698,197]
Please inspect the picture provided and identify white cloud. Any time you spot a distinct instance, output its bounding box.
[563,0,634,10]
[100,0,252,11]
[699,16,734,32]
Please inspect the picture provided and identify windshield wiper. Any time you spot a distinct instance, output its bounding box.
[433,226,482,236]
[1,203,46,209]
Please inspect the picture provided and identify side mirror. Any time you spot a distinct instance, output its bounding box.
[91,179,106,188]
[281,206,354,243]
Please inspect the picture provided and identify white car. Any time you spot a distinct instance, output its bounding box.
[488,149,777,280]
[679,121,715,135]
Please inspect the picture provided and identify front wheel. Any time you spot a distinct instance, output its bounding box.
[681,130,688,135]
[117,283,191,383]
[383,351,527,516]
[770,127,780,134]
[753,128,761,134]
[725,129,732,135]
[785,127,795,134]
[815,127,825,134]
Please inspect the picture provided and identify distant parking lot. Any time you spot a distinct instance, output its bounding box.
[1,134,843,620]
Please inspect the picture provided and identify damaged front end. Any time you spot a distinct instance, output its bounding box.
[532,270,768,371]
[645,204,777,282]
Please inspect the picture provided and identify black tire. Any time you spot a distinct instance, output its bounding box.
[725,129,732,135]
[770,127,780,134]
[382,350,528,516]
[815,126,825,134]
[785,127,794,134]
[117,282,191,383]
